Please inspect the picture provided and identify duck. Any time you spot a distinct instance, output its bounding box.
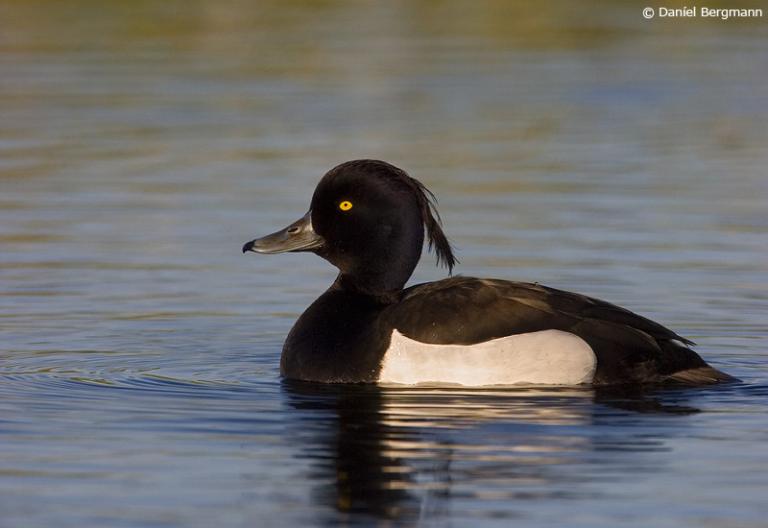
[242,159,733,386]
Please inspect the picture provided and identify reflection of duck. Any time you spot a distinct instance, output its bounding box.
[284,382,422,520]
[244,160,733,385]
[282,381,701,524]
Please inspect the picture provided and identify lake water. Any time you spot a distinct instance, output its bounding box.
[1,1,767,526]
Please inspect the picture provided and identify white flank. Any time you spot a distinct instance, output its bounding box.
[378,329,596,386]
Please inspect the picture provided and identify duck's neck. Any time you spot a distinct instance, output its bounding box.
[333,272,404,303]
[333,229,423,301]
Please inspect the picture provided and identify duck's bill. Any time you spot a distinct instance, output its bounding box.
[242,211,325,254]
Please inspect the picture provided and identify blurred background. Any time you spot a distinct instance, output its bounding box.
[1,1,767,527]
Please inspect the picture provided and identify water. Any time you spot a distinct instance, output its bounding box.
[1,1,767,526]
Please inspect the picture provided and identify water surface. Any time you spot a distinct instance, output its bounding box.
[1,1,767,526]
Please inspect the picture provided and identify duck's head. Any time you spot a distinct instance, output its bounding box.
[243,159,456,295]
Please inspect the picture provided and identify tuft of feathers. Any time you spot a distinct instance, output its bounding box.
[406,175,458,274]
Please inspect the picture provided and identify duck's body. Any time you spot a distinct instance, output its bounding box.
[280,276,723,385]
[244,160,732,386]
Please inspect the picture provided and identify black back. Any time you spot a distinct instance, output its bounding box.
[380,277,712,384]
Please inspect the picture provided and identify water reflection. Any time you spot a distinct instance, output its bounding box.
[282,381,702,524]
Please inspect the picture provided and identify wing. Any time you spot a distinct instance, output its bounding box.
[380,276,713,384]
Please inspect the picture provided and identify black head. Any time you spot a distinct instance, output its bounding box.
[243,160,456,295]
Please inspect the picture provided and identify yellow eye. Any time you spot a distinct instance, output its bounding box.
[339,200,353,212]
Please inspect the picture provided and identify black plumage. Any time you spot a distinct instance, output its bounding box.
[243,159,733,385]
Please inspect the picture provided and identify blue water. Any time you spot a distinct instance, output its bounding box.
[2,2,767,526]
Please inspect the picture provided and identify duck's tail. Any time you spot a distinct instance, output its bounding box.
[666,365,737,384]
[660,339,737,384]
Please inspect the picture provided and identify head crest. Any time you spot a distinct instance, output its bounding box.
[404,173,457,274]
